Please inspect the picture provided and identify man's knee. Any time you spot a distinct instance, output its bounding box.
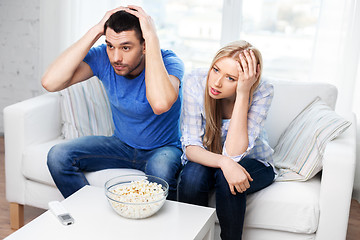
[146,147,182,175]
[47,144,73,171]
[152,147,181,163]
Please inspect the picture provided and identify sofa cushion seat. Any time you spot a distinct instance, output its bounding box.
[244,175,320,234]
[22,138,66,187]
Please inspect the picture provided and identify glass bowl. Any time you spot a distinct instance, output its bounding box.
[105,174,168,219]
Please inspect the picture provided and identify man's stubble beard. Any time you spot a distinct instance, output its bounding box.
[113,53,145,79]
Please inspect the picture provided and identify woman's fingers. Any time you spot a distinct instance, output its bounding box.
[229,176,251,195]
[250,50,257,75]
[232,182,250,195]
[239,52,248,76]
[239,50,257,76]
[241,166,253,182]
[244,50,254,74]
[235,184,243,194]
[229,184,236,195]
[236,61,243,76]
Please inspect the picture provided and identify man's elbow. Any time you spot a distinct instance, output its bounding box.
[41,75,67,92]
[151,96,178,114]
[152,101,172,115]
[41,76,55,92]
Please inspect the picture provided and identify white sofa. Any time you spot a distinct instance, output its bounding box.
[4,78,356,240]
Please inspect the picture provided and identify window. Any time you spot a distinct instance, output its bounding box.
[119,0,224,71]
[43,0,321,79]
[240,0,321,81]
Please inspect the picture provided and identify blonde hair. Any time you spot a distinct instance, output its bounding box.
[203,40,263,154]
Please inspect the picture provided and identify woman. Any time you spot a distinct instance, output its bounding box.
[178,40,275,240]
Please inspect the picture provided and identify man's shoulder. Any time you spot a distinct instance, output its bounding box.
[160,49,181,61]
[160,49,184,79]
[90,44,107,54]
[160,48,175,55]
[85,44,108,62]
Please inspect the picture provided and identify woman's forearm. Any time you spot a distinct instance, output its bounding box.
[185,145,224,168]
[224,93,249,156]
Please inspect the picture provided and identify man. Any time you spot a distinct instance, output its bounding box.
[42,5,184,200]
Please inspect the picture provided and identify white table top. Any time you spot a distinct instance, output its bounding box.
[6,186,216,240]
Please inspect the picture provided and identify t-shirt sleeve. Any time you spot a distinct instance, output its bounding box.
[161,49,185,83]
[83,44,108,80]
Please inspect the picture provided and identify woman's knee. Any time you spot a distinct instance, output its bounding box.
[178,163,212,194]
[178,162,214,205]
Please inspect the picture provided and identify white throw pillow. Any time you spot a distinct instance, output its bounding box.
[60,77,114,139]
[273,97,351,181]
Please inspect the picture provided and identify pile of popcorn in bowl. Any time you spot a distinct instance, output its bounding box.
[105,174,168,219]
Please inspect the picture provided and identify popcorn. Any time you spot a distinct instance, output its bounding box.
[107,179,166,219]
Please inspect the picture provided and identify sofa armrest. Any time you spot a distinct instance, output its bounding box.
[4,92,62,204]
[316,112,357,240]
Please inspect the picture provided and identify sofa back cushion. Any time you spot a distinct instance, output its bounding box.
[59,75,338,148]
[264,78,338,148]
[273,97,351,181]
[60,77,114,139]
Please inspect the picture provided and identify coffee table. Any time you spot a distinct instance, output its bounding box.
[5,185,216,240]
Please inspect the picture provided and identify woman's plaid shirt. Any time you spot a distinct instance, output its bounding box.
[180,69,274,166]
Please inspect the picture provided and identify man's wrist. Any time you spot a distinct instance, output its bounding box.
[143,33,159,46]
[90,24,105,39]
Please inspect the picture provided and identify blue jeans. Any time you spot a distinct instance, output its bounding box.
[178,158,275,240]
[47,135,183,200]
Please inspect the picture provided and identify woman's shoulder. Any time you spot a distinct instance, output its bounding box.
[183,68,208,92]
[184,68,208,81]
[255,79,274,97]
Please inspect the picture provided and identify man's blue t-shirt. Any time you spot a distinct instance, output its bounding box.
[83,44,184,150]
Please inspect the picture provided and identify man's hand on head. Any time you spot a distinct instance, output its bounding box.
[124,5,158,41]
[97,6,126,35]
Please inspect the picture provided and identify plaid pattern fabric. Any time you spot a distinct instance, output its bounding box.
[180,69,274,166]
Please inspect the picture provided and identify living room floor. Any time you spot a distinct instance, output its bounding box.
[0,136,359,239]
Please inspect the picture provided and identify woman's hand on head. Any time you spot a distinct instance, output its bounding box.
[236,50,260,95]
[219,156,253,195]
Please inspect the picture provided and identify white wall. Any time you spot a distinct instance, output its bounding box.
[0,0,44,134]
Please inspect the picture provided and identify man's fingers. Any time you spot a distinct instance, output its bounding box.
[111,6,126,13]
[124,7,140,18]
[127,5,145,13]
[126,5,147,17]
